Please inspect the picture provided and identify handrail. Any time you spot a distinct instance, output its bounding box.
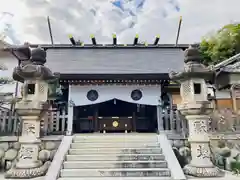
[158,134,186,180]
[45,135,73,180]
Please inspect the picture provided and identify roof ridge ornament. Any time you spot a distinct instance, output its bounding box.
[66,34,165,47]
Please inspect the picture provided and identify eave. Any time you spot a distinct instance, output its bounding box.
[59,75,180,88]
[215,71,240,90]
[59,73,170,80]
[28,43,189,51]
[213,53,240,71]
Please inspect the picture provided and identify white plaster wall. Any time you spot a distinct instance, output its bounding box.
[215,90,231,99]
[207,84,231,99]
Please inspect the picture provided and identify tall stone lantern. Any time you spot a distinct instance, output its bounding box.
[169,45,223,177]
[5,47,58,178]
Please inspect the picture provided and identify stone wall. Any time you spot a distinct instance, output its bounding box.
[0,135,63,171]
[170,134,240,173]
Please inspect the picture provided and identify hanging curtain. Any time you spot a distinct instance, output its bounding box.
[70,85,161,106]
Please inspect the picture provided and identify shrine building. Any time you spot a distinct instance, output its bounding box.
[1,37,240,135]
[29,36,189,134]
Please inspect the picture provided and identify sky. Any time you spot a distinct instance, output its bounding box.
[0,0,240,45]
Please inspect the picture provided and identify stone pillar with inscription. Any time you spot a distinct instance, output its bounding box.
[5,46,58,178]
[169,45,224,177]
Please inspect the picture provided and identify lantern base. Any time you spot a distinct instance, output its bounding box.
[5,161,51,179]
[183,164,224,177]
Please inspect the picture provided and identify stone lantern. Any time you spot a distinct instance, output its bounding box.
[169,45,223,177]
[5,47,58,178]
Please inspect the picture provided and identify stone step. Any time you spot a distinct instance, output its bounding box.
[60,168,171,177]
[73,136,157,142]
[66,154,165,161]
[71,143,159,148]
[58,177,172,180]
[73,139,157,143]
[63,160,168,169]
[69,148,162,155]
[74,134,157,138]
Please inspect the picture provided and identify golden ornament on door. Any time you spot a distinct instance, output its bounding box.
[112,121,119,127]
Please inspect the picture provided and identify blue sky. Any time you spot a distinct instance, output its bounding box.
[0,0,240,44]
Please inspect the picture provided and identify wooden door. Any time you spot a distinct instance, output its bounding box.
[98,117,132,132]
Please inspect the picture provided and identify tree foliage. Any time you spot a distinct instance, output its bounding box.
[200,23,240,65]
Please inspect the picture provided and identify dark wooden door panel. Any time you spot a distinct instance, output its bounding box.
[98,117,132,131]
[73,118,94,133]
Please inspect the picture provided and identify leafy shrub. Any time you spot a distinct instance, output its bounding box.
[173,148,188,168]
[230,161,240,175]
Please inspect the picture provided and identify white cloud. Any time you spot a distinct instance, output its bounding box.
[0,0,240,44]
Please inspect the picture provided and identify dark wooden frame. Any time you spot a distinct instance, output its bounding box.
[29,43,189,51]
[59,73,170,81]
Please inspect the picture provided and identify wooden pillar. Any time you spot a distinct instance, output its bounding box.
[168,94,174,131]
[170,109,174,130]
[231,84,239,112]
[157,102,164,132]
[67,84,74,135]
[94,106,98,132]
[132,111,136,132]
[164,110,169,130]
[157,86,164,132]
[175,110,181,133]
[43,104,51,135]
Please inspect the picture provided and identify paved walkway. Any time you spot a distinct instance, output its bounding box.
[0,174,44,180]
[187,171,240,180]
[0,171,238,180]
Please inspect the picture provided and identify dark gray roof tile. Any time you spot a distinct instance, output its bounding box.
[46,48,184,74]
[223,61,240,72]
[214,53,240,71]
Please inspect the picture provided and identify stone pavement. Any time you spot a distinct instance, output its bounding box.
[187,171,240,180]
[0,174,44,180]
[0,171,238,180]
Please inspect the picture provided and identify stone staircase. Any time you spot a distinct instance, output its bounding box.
[57,134,183,180]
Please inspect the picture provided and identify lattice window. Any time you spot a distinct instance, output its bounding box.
[181,81,192,101]
[39,84,45,93]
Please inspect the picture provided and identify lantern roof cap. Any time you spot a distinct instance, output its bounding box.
[184,44,201,63]
[169,45,214,81]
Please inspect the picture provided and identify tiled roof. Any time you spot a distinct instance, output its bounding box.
[45,47,185,75]
[222,61,240,72]
[214,53,240,72]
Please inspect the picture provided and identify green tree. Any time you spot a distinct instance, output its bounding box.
[200,23,240,65]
